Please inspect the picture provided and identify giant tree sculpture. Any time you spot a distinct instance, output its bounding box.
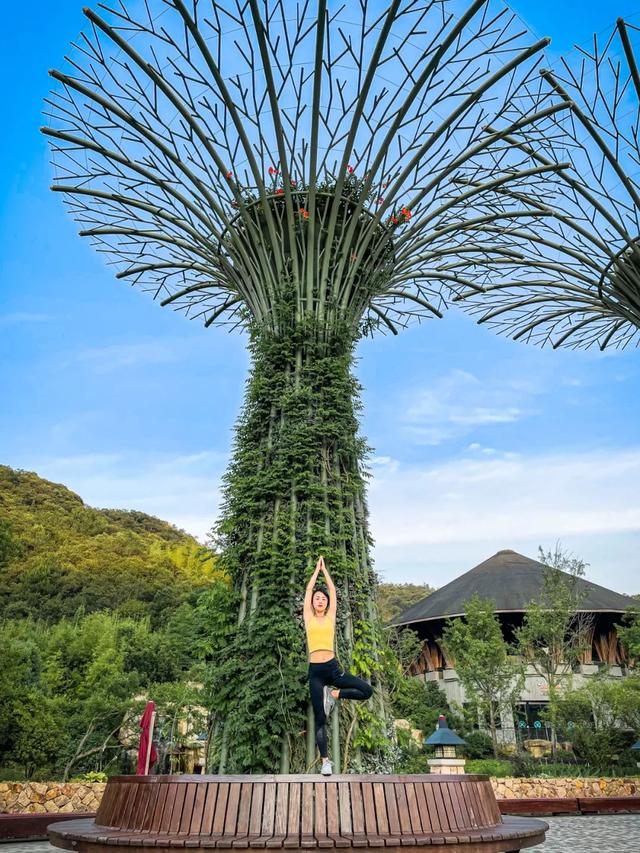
[450,19,640,350]
[44,0,560,773]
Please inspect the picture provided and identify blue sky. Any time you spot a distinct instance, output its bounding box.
[2,1,640,594]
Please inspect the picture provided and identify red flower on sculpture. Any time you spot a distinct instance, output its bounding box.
[268,166,279,176]
[227,170,233,178]
[391,215,399,225]
[346,165,354,174]
[299,207,310,220]
[401,207,412,219]
[376,197,384,205]
[276,188,284,194]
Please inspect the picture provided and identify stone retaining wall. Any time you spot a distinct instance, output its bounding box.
[0,782,106,814]
[491,777,638,799]
[1,777,638,814]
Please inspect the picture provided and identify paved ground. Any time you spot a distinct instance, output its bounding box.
[2,816,640,853]
[537,814,640,851]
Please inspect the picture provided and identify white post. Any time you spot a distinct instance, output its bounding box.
[144,711,156,775]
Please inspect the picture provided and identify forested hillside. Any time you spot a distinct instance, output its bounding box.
[0,465,219,625]
[0,464,446,780]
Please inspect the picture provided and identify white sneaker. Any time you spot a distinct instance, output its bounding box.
[321,758,333,776]
[323,686,336,717]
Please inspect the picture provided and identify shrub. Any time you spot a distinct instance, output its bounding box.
[571,725,636,773]
[465,758,514,777]
[462,730,495,759]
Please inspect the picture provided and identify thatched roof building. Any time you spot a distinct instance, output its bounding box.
[393,549,637,674]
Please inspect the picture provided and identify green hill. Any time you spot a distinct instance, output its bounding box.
[0,465,219,625]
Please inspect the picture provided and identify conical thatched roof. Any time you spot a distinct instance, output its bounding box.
[393,549,637,627]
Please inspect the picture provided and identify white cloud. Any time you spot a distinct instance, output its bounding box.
[29,450,228,541]
[370,448,640,545]
[369,447,640,592]
[67,339,195,373]
[401,369,537,445]
[0,312,51,325]
[15,444,640,593]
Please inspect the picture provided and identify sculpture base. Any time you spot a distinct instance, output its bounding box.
[428,758,466,774]
[48,774,547,853]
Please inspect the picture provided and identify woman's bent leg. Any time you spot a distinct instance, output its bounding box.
[308,668,329,758]
[332,667,373,701]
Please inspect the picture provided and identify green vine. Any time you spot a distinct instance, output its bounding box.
[206,302,390,772]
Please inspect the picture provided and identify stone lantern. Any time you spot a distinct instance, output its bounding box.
[426,715,466,775]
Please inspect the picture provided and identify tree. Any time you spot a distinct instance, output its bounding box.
[516,545,593,756]
[441,595,523,756]
[617,609,640,660]
[43,0,559,772]
[376,583,434,625]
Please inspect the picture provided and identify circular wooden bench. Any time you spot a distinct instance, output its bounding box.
[48,774,547,853]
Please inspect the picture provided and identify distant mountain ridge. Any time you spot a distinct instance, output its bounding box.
[0,464,218,625]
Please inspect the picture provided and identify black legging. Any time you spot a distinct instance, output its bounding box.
[308,657,373,758]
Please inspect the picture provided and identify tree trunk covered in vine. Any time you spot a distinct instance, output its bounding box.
[208,320,389,773]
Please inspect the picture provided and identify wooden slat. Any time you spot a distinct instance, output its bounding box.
[217,783,242,847]
[212,783,230,838]
[337,783,352,840]
[314,781,332,847]
[392,783,416,847]
[140,784,160,832]
[148,783,169,832]
[404,783,421,837]
[100,783,125,828]
[348,783,367,847]
[168,783,188,835]
[179,784,198,835]
[230,782,254,847]
[300,782,315,848]
[361,782,382,847]
[325,782,349,848]
[249,781,276,848]
[158,783,180,834]
[122,783,144,831]
[431,783,451,834]
[247,782,264,842]
[372,784,389,839]
[266,781,289,848]
[420,784,441,834]
[283,781,301,849]
[97,783,116,826]
[437,783,456,832]
[411,778,432,837]
[200,783,220,836]
[189,780,210,836]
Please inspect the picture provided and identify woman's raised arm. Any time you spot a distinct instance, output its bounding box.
[320,557,337,618]
[303,556,323,622]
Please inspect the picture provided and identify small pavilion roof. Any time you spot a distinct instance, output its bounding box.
[393,549,637,627]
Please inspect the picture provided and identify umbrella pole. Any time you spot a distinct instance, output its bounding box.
[144,711,156,775]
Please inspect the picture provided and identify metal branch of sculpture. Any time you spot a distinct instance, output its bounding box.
[44,0,557,773]
[450,19,640,350]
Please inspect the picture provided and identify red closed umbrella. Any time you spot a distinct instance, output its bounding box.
[136,701,158,775]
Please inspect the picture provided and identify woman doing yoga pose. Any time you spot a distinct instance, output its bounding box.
[304,555,373,776]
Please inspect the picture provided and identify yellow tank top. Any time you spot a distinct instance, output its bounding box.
[306,615,335,653]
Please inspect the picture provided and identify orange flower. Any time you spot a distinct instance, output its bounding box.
[299,207,310,219]
[391,215,399,225]
[401,207,412,219]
